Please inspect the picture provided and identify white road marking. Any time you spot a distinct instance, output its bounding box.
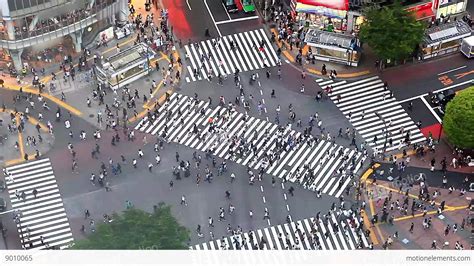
[215,16,260,25]
[420,96,442,123]
[203,0,222,37]
[186,0,192,10]
[221,3,231,20]
[437,65,466,76]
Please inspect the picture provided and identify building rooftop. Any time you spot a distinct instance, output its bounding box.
[304,29,359,50]
[423,20,472,45]
[98,43,155,76]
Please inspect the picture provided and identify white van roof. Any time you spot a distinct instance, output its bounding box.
[463,35,474,45]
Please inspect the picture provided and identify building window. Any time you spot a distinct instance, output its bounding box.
[7,0,51,12]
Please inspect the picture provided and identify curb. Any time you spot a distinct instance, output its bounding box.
[268,28,374,79]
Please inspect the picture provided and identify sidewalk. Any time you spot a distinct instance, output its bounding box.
[387,137,474,175]
[0,0,182,126]
[268,27,377,79]
[0,111,54,167]
[363,166,472,249]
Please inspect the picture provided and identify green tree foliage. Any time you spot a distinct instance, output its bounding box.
[359,2,426,61]
[443,87,474,149]
[74,203,189,249]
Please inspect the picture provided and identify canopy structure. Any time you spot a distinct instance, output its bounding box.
[295,0,349,19]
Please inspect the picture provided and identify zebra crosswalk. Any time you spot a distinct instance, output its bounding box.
[3,158,74,250]
[191,213,369,250]
[316,76,426,152]
[184,28,279,82]
[135,93,366,197]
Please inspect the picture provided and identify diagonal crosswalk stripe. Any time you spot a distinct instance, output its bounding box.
[3,158,74,250]
[136,92,365,197]
[190,213,370,250]
[316,76,426,152]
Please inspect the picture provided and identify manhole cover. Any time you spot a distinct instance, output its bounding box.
[89,114,94,118]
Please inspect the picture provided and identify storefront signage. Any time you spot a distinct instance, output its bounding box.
[296,0,348,19]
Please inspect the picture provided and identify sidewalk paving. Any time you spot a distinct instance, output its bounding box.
[1,1,183,127]
[268,27,377,79]
[387,137,474,175]
[0,111,54,166]
[368,178,472,250]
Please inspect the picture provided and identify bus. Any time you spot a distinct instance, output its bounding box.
[460,35,474,58]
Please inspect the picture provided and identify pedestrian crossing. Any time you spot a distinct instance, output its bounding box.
[316,76,426,152]
[184,28,279,82]
[3,158,74,250]
[191,213,370,250]
[135,93,366,197]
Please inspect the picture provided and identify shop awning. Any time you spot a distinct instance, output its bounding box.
[296,0,349,19]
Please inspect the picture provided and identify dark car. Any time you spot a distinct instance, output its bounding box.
[222,0,238,13]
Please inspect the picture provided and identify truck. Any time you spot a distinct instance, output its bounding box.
[460,35,474,58]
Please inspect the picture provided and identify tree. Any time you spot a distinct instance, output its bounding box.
[359,1,426,62]
[443,87,474,149]
[73,203,190,249]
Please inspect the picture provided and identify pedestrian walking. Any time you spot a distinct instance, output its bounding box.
[169,180,174,190]
[105,182,112,192]
[181,195,187,206]
[288,186,295,196]
[263,209,270,220]
[208,217,214,227]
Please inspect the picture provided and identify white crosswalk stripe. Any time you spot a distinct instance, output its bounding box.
[184,28,280,82]
[315,76,426,152]
[3,158,74,250]
[190,214,369,250]
[136,93,365,197]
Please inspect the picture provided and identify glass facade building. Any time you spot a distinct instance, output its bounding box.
[0,0,128,70]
